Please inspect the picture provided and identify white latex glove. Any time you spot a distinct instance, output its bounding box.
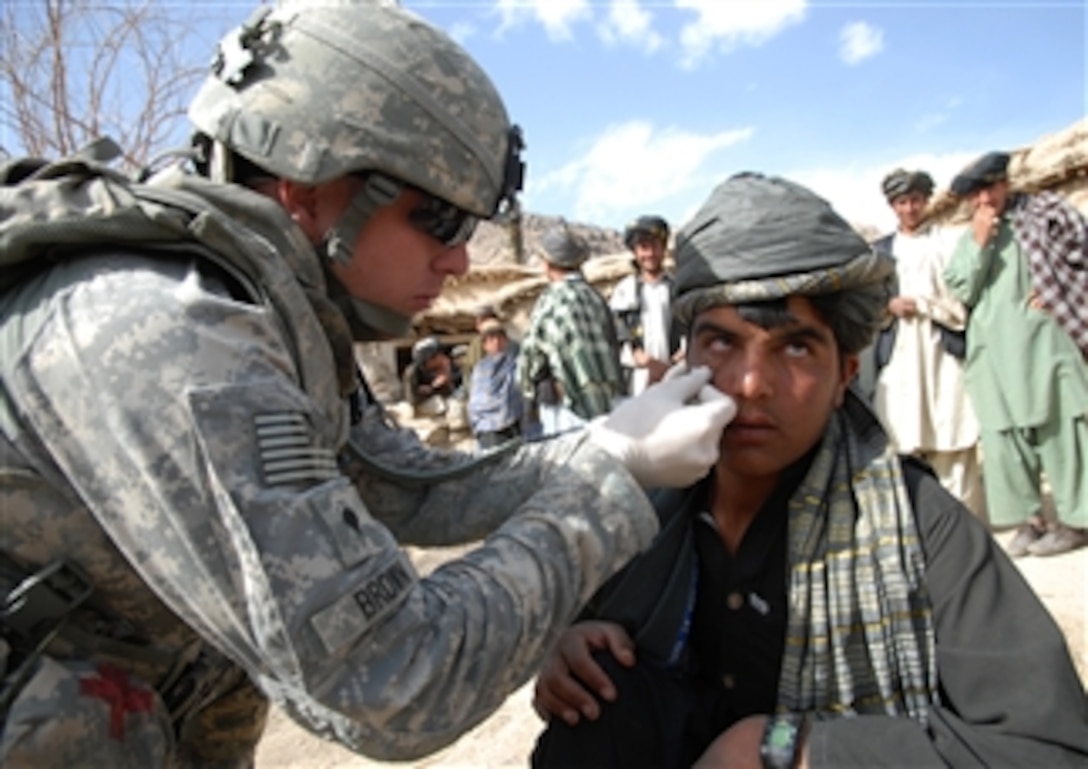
[589,364,736,488]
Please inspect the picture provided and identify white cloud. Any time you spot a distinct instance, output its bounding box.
[675,0,807,69]
[915,96,962,133]
[789,150,978,233]
[494,0,590,41]
[839,21,884,66]
[598,0,664,52]
[448,21,476,46]
[914,112,949,133]
[532,120,754,222]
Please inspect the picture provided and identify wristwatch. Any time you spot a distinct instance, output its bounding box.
[760,712,805,769]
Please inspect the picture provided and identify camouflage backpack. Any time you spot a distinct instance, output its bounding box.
[0,138,266,297]
[0,137,355,406]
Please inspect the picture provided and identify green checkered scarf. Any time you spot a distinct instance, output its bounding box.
[778,390,939,723]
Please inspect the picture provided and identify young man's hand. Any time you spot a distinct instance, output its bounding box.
[971,203,1001,246]
[532,621,635,726]
[888,296,918,318]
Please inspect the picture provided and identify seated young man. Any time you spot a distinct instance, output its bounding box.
[531,173,1088,769]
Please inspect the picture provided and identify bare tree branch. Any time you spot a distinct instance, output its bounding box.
[0,0,235,171]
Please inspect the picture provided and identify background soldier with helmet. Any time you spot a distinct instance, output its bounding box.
[610,215,684,395]
[0,2,736,766]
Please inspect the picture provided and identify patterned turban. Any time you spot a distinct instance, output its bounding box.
[881,168,935,201]
[672,173,896,351]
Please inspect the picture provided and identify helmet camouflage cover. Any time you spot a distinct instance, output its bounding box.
[188,0,524,218]
[623,215,670,249]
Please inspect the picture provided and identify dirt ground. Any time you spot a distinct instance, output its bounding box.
[254,528,1087,769]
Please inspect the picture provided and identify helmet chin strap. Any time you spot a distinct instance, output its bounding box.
[324,174,415,341]
[207,139,234,184]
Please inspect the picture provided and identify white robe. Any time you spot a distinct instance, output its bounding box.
[874,225,979,453]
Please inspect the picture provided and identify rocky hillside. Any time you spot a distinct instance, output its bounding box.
[466,212,626,267]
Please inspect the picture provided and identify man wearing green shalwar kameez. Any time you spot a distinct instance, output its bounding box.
[944,151,1088,557]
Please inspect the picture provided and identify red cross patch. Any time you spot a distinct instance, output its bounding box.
[79,663,155,740]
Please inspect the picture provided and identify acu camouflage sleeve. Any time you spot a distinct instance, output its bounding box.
[343,399,610,546]
[5,256,658,761]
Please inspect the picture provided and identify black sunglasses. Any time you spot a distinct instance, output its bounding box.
[407,189,479,247]
[356,173,479,248]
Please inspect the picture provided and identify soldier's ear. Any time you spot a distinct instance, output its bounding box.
[276,179,324,242]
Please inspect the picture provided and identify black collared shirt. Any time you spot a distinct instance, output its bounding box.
[574,454,1088,766]
[688,451,815,732]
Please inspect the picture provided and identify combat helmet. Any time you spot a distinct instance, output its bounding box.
[189,0,524,219]
[623,215,670,250]
[187,0,525,339]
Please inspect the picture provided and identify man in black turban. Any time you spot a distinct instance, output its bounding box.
[945,150,1088,557]
[530,173,1088,769]
[949,150,1010,196]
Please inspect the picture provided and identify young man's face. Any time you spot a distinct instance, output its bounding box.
[423,352,451,377]
[304,176,471,318]
[631,237,666,277]
[482,330,507,355]
[969,179,1010,216]
[687,296,858,482]
[889,191,929,233]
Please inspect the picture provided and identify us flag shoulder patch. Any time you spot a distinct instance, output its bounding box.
[254,412,338,486]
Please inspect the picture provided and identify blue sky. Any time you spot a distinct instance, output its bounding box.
[7,0,1083,235]
[402,0,1085,233]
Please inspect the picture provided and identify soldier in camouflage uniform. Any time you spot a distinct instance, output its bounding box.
[0,2,736,767]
